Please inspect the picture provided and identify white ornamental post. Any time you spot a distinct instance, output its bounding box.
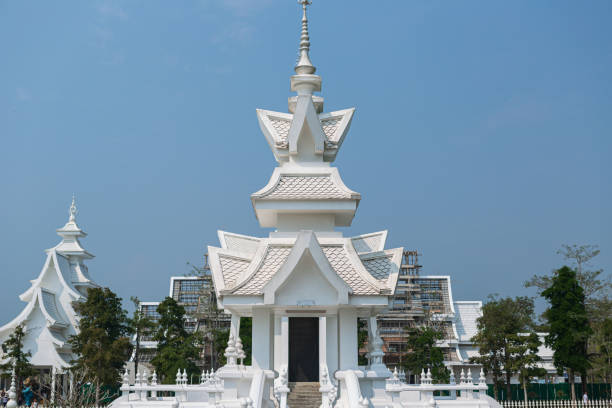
[224,334,238,366]
[151,371,158,398]
[478,367,487,399]
[6,365,17,408]
[121,369,130,397]
[50,366,57,404]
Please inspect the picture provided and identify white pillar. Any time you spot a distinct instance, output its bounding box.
[326,314,339,374]
[281,316,289,369]
[338,308,358,370]
[252,308,272,369]
[230,313,241,339]
[319,316,327,369]
[274,315,282,372]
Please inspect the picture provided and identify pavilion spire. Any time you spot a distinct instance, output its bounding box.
[295,0,316,75]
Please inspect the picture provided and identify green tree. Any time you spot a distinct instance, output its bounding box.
[213,328,230,366]
[151,297,202,383]
[508,333,546,403]
[128,296,156,377]
[0,325,36,394]
[357,319,368,366]
[470,296,537,400]
[401,326,449,384]
[589,317,612,398]
[542,266,591,401]
[525,244,610,392]
[239,317,252,366]
[525,245,609,308]
[69,287,132,405]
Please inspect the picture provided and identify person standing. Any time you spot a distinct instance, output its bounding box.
[582,392,589,404]
[21,378,33,407]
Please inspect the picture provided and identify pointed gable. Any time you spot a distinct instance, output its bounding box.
[262,231,350,305]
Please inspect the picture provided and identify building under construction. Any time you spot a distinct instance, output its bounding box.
[377,250,482,381]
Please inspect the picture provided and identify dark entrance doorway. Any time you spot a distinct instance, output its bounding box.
[289,317,319,382]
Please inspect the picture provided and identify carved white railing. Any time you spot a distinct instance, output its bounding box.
[248,369,266,408]
[118,367,224,404]
[335,370,370,408]
[319,363,338,408]
[274,365,290,408]
[385,367,489,403]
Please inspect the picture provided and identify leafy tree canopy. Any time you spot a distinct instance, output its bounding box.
[402,326,449,384]
[470,295,537,400]
[69,287,132,404]
[542,266,591,377]
[0,324,36,385]
[151,297,202,384]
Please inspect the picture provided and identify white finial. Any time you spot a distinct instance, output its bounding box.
[295,0,315,75]
[152,370,158,386]
[69,194,77,222]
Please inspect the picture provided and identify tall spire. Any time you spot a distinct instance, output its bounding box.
[295,0,315,75]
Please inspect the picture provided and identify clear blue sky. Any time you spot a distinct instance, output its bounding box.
[1,1,610,321]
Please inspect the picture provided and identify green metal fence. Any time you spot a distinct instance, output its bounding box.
[487,383,611,401]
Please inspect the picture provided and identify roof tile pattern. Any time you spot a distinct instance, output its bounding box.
[233,246,292,295]
[322,246,379,295]
[454,302,481,341]
[362,255,394,282]
[224,235,260,256]
[219,256,251,288]
[352,235,383,253]
[269,117,291,142]
[260,176,352,200]
[321,117,343,142]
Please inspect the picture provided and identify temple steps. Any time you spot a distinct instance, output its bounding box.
[288,382,321,408]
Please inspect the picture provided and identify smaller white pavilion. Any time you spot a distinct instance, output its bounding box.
[111,2,503,407]
[0,198,97,384]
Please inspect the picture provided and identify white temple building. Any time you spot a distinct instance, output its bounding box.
[111,2,503,407]
[0,198,97,387]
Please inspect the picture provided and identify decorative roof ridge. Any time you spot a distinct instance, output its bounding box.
[218,230,262,247]
[350,230,388,253]
[18,250,83,304]
[216,250,255,262]
[358,250,392,261]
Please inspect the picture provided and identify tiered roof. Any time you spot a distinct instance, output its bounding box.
[208,1,402,307]
[0,198,98,369]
